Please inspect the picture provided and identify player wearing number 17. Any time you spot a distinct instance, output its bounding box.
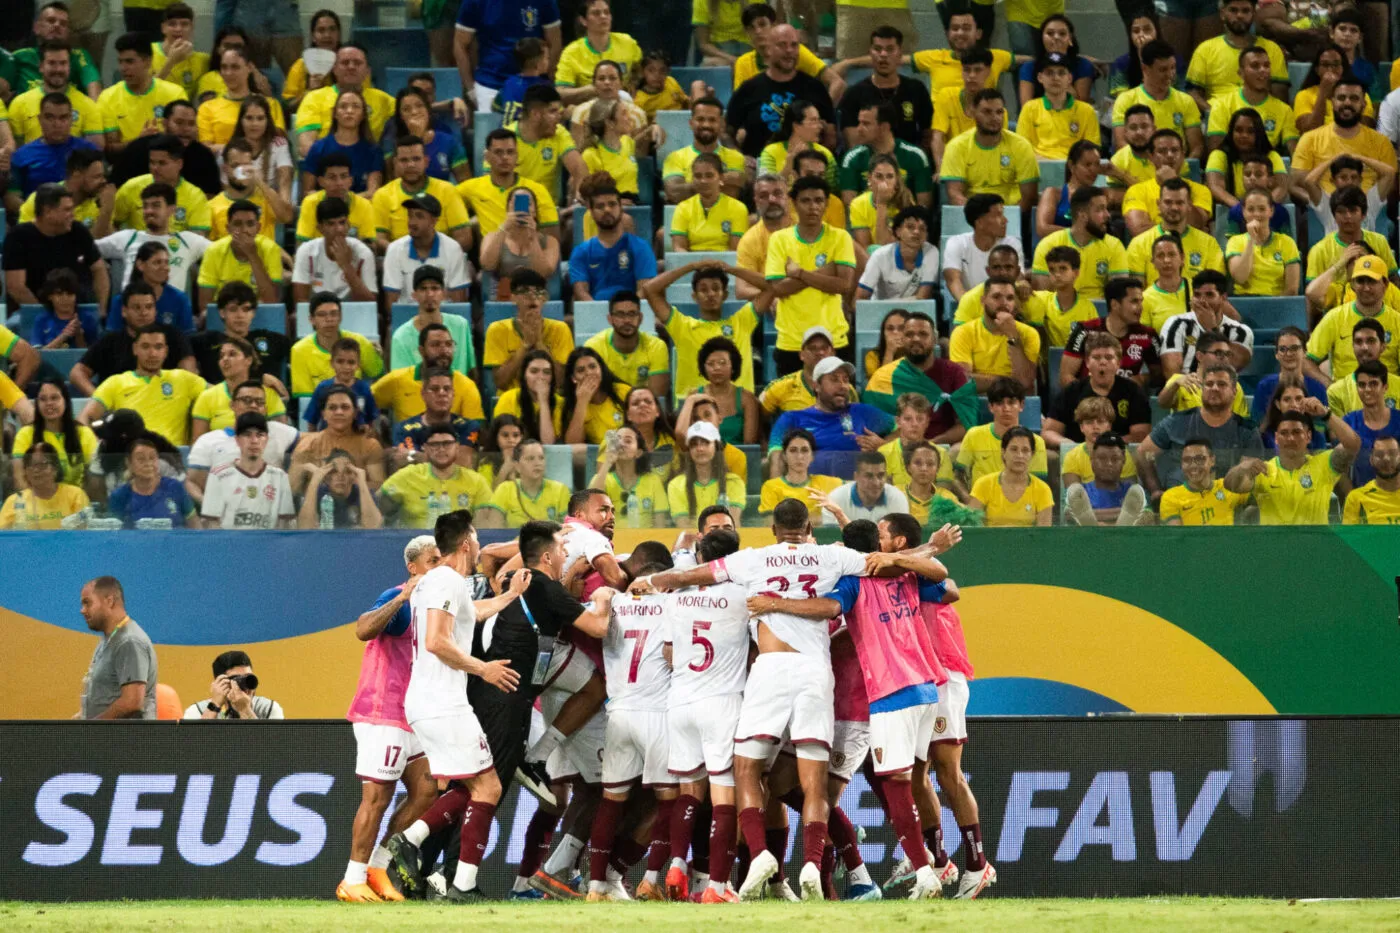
[383,510,532,902]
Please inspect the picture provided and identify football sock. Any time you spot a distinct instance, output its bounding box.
[766,827,789,870]
[344,860,367,885]
[882,779,929,871]
[669,794,700,866]
[542,833,585,877]
[923,826,949,868]
[586,797,624,887]
[738,807,767,857]
[413,786,469,838]
[709,805,737,884]
[527,725,566,763]
[801,822,827,871]
[646,797,676,875]
[960,823,986,871]
[828,805,863,872]
[518,807,558,878]
[368,845,392,870]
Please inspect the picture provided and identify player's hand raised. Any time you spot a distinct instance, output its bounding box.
[929,523,962,554]
[481,659,520,693]
[507,569,533,597]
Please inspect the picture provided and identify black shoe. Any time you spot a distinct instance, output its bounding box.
[514,760,557,807]
[385,833,425,899]
[444,885,491,903]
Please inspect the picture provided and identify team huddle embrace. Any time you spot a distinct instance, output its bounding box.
[338,489,992,905]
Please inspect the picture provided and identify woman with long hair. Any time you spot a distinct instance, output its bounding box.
[11,378,98,491]
[477,438,574,528]
[195,27,273,102]
[477,414,526,488]
[230,95,294,203]
[301,89,384,195]
[198,45,287,149]
[1017,14,1096,104]
[1037,141,1114,239]
[281,9,347,108]
[758,427,841,519]
[1226,189,1301,297]
[1142,234,1191,332]
[1294,44,1373,133]
[190,336,289,439]
[1204,108,1285,208]
[479,187,561,298]
[589,423,669,527]
[621,385,675,458]
[758,99,837,187]
[383,87,470,183]
[666,422,745,528]
[582,97,641,200]
[561,347,630,445]
[865,308,907,383]
[0,443,90,529]
[572,60,654,153]
[849,153,915,248]
[968,426,1054,526]
[1261,374,1326,450]
[1109,13,1184,97]
[492,350,563,444]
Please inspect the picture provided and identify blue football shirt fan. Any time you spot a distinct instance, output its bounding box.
[768,357,895,451]
[568,231,657,301]
[456,0,562,103]
[10,137,100,196]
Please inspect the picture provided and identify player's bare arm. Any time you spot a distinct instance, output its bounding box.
[864,551,948,582]
[353,576,421,641]
[423,607,519,692]
[471,568,533,619]
[747,594,842,620]
[632,564,718,593]
[569,587,617,639]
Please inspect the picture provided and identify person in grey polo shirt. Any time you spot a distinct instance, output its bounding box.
[79,575,157,719]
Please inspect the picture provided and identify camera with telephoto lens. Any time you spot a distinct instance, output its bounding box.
[228,673,259,692]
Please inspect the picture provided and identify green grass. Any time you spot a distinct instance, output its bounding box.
[3,899,1400,932]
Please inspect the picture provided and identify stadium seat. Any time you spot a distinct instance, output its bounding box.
[352,27,432,82]
[383,67,464,101]
[663,204,677,237]
[672,66,734,105]
[474,112,504,165]
[1238,343,1277,393]
[294,301,380,339]
[737,444,764,490]
[1231,296,1307,346]
[205,303,286,334]
[543,444,575,487]
[637,156,656,206]
[662,252,738,281]
[655,110,693,165]
[1288,61,1309,99]
[389,302,471,335]
[942,204,1020,238]
[40,347,84,377]
[853,300,939,385]
[814,449,860,479]
[573,300,658,345]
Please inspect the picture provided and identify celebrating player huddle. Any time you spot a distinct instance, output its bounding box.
[337,490,993,905]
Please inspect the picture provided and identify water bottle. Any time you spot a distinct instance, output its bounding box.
[13,494,26,529]
[426,491,445,527]
[626,490,641,528]
[319,494,335,529]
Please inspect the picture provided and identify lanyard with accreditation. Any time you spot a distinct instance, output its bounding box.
[517,595,555,687]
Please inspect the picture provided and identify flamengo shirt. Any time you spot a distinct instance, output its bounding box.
[1063,318,1160,381]
[199,462,295,528]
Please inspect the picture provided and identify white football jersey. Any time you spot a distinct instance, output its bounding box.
[667,582,750,705]
[561,520,613,578]
[199,463,295,529]
[404,565,478,720]
[712,543,867,658]
[602,592,671,712]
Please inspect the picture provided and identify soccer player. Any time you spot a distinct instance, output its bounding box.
[338,535,442,903]
[662,528,748,903]
[383,509,531,901]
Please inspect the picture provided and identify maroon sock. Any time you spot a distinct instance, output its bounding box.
[881,779,929,870]
[960,823,986,871]
[709,804,737,884]
[417,787,470,834]
[668,794,700,866]
[458,800,496,868]
[801,821,827,869]
[611,836,647,875]
[923,826,949,868]
[863,760,890,814]
[518,807,559,878]
[766,827,789,870]
[646,797,675,873]
[586,797,624,883]
[827,805,863,872]
[690,799,712,873]
[738,807,767,857]
[820,843,837,900]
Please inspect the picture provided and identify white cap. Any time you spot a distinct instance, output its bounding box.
[812,357,855,380]
[686,421,722,444]
[802,326,835,347]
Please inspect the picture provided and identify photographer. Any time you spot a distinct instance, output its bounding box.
[183,650,285,719]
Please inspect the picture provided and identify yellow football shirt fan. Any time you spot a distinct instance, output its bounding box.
[671,193,749,249]
[764,223,857,351]
[1125,224,1225,289]
[667,471,746,520]
[605,470,670,525]
[92,369,206,445]
[197,94,287,146]
[295,85,397,140]
[877,437,957,487]
[948,318,1042,380]
[456,173,559,236]
[574,385,632,444]
[0,485,90,529]
[691,0,750,45]
[1159,478,1247,525]
[1343,481,1400,524]
[1014,96,1101,160]
[290,331,385,397]
[492,389,566,437]
[970,471,1053,526]
[902,482,961,525]
[939,129,1038,204]
[1306,232,1398,284]
[584,331,669,389]
[192,382,286,429]
[1062,442,1138,482]
[662,144,746,184]
[483,478,573,525]
[1024,290,1100,347]
[482,319,574,389]
[1185,34,1288,99]
[664,303,761,395]
[209,190,277,239]
[196,236,284,292]
[7,85,104,143]
[19,192,100,227]
[1108,144,1156,190]
[1110,85,1202,134]
[956,422,1048,485]
[1306,303,1400,380]
[582,135,638,195]
[1292,85,1374,126]
[1204,149,1286,202]
[11,423,99,486]
[634,76,690,117]
[295,191,378,243]
[379,464,495,528]
[733,44,826,86]
[371,177,471,241]
[912,48,1013,93]
[932,87,979,140]
[506,123,577,198]
[1327,372,1400,416]
[1224,232,1300,296]
[1205,90,1297,149]
[1292,124,1397,194]
[1164,375,1250,416]
[1253,451,1341,525]
[97,79,187,141]
[556,33,643,86]
[1143,281,1189,331]
[113,174,212,233]
[151,43,210,97]
[761,369,862,414]
[373,365,485,422]
[1031,229,1129,299]
[759,474,844,516]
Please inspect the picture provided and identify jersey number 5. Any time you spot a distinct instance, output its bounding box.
[688,621,714,672]
[624,629,650,683]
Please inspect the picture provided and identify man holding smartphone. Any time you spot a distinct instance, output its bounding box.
[183,649,286,719]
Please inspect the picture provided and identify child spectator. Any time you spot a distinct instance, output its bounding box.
[954,377,1049,489]
[31,269,99,349]
[1025,245,1098,348]
[1226,190,1301,296]
[1060,395,1139,487]
[1224,156,1293,236]
[303,338,379,430]
[1063,433,1149,526]
[633,50,690,117]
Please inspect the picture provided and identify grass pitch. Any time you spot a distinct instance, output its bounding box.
[4,898,1399,932]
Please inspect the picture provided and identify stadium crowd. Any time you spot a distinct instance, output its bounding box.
[3,0,1400,530]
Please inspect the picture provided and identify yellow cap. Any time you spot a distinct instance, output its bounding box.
[1352,255,1386,282]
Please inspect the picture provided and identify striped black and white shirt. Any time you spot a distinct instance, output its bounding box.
[1159,312,1254,372]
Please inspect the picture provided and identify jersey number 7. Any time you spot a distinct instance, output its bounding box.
[624,629,650,683]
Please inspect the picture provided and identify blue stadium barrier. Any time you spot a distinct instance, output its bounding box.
[383,67,464,101]
[294,301,380,339]
[352,28,432,82]
[573,300,658,346]
[205,303,286,334]
[673,66,734,106]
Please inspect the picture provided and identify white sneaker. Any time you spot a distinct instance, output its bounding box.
[798,861,823,901]
[935,859,960,888]
[771,878,800,901]
[607,879,632,901]
[737,850,779,901]
[1117,484,1148,526]
[909,865,943,900]
[953,862,996,900]
[882,855,914,893]
[1064,484,1096,526]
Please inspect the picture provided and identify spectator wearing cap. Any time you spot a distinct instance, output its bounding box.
[856,206,938,300]
[391,366,481,467]
[388,266,476,374]
[376,425,494,528]
[200,413,297,529]
[1307,255,1400,383]
[766,356,895,467]
[371,323,486,425]
[185,378,300,505]
[184,650,286,719]
[668,421,746,528]
[380,192,471,302]
[289,386,387,495]
[948,275,1041,392]
[1062,432,1149,526]
[810,449,909,526]
[195,199,283,308]
[371,140,473,254]
[1014,53,1101,160]
[291,197,378,303]
[758,325,859,417]
[568,177,657,301]
[483,267,574,391]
